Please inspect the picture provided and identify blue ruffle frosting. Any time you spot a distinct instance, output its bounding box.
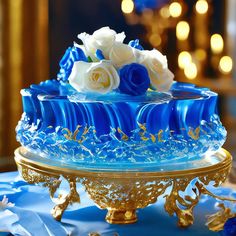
[16,81,226,164]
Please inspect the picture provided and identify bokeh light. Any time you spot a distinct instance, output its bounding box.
[176,21,190,40]
[195,49,207,61]
[210,34,224,54]
[178,51,192,69]
[184,62,198,79]
[219,56,233,74]
[195,0,209,14]
[149,34,162,47]
[169,2,182,18]
[121,0,134,14]
[160,6,170,18]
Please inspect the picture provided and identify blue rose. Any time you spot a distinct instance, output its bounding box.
[95,49,105,60]
[118,63,150,96]
[128,39,144,50]
[57,46,87,81]
[221,217,236,236]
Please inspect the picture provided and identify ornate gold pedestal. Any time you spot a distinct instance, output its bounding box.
[14,147,233,227]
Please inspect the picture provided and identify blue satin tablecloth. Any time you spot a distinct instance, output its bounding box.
[0,171,235,236]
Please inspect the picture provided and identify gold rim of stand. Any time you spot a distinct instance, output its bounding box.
[14,147,232,179]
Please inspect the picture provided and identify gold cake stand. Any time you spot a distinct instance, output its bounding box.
[14,147,233,227]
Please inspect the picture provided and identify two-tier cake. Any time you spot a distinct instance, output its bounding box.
[16,27,226,165]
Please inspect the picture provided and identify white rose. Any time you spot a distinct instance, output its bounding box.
[73,42,86,52]
[139,49,174,91]
[77,27,126,60]
[109,42,136,68]
[68,60,120,94]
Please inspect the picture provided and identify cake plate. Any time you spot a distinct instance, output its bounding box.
[14,147,233,227]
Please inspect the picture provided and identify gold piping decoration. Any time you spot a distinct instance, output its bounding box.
[61,124,206,145]
[62,125,91,143]
[157,129,164,142]
[188,127,201,140]
[117,127,129,141]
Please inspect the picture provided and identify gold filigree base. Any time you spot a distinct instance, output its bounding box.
[14,147,233,227]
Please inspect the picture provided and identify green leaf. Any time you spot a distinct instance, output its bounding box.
[87,56,93,62]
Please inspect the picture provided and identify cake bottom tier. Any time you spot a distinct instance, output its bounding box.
[16,115,226,164]
[16,81,226,164]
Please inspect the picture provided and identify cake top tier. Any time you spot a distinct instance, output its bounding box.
[57,27,174,96]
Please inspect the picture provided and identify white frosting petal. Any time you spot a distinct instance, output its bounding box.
[138,49,174,91]
[68,60,120,94]
[77,27,126,60]
[109,42,136,68]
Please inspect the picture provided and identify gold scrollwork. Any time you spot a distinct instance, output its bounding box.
[19,165,61,198]
[81,177,172,211]
[15,147,234,228]
[199,165,231,187]
[164,178,201,227]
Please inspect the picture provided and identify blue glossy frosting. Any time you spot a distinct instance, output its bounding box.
[16,81,226,163]
[57,46,88,81]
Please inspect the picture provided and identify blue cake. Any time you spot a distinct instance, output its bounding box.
[16,27,226,164]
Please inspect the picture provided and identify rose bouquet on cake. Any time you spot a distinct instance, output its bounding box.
[57,26,174,96]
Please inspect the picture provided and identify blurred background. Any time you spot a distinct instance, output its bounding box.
[0,0,235,173]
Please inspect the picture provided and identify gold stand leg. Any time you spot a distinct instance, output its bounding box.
[51,196,72,221]
[106,209,137,224]
[164,179,200,228]
[51,178,80,221]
